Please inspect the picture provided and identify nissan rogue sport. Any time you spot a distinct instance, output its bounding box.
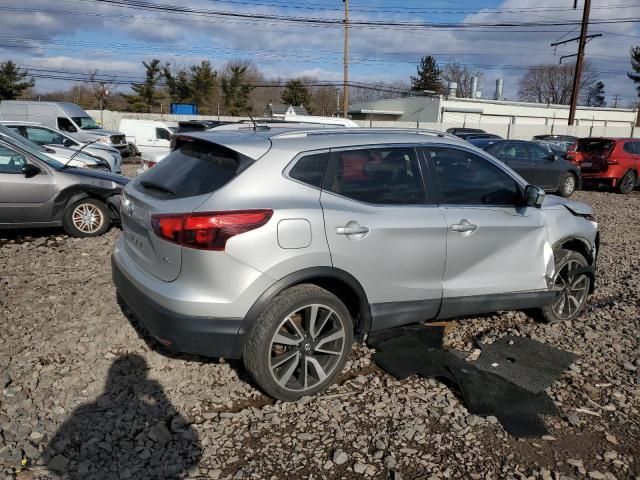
[112,127,599,401]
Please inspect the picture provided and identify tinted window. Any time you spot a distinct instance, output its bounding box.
[326,147,425,205]
[576,139,614,153]
[623,142,638,154]
[156,128,171,140]
[425,147,521,206]
[136,140,250,199]
[289,152,328,188]
[526,143,550,160]
[0,143,26,173]
[498,143,527,159]
[57,117,77,133]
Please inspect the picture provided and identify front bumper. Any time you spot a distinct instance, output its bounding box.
[112,256,244,358]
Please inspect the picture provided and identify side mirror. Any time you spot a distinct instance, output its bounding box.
[524,185,545,208]
[22,164,41,178]
[548,153,558,161]
[63,138,75,147]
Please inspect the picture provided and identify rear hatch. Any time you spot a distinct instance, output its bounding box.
[120,133,270,281]
[574,138,615,172]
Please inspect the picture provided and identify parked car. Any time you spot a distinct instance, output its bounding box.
[446,127,486,137]
[532,134,577,153]
[0,124,110,171]
[0,101,128,154]
[1,121,122,173]
[567,137,640,194]
[484,140,581,197]
[0,129,128,237]
[119,119,174,157]
[112,127,598,401]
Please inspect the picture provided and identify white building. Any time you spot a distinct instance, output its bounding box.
[349,95,639,139]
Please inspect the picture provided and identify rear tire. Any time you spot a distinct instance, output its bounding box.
[243,284,353,401]
[617,170,636,194]
[62,198,110,238]
[538,249,591,323]
[558,172,577,197]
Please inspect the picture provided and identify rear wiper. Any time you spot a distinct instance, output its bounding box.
[140,180,176,195]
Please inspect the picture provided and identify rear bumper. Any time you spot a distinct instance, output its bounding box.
[112,256,245,358]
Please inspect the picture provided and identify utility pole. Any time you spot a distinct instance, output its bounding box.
[612,94,620,108]
[568,0,591,125]
[342,0,349,119]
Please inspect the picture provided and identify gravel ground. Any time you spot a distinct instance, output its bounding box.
[1,178,639,479]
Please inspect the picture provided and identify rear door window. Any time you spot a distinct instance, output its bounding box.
[498,143,527,159]
[324,146,426,205]
[135,140,252,199]
[623,142,638,155]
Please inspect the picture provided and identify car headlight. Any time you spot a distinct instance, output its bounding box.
[98,135,112,144]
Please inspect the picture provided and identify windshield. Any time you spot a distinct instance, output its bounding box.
[0,126,65,169]
[576,138,615,153]
[72,116,100,130]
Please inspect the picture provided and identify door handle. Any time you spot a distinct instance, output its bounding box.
[451,219,478,233]
[336,225,369,235]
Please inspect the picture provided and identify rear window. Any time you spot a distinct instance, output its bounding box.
[576,139,615,153]
[136,139,252,198]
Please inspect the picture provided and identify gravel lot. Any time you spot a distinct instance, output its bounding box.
[1,173,639,479]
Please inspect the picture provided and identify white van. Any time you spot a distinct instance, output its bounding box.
[0,100,128,154]
[118,119,174,156]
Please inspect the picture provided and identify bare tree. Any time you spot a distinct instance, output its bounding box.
[87,71,115,112]
[441,62,484,98]
[518,62,598,105]
[312,85,339,116]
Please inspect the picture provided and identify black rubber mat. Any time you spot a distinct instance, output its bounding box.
[368,324,444,350]
[473,336,578,394]
[371,326,562,438]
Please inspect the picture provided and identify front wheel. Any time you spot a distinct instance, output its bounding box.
[243,284,353,401]
[558,172,577,197]
[617,170,636,194]
[62,198,110,237]
[539,249,591,323]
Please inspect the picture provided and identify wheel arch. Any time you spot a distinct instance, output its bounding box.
[53,185,119,222]
[232,267,372,357]
[554,235,597,293]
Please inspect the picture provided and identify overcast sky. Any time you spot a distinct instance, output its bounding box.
[0,0,639,105]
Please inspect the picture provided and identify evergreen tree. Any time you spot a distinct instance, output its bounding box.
[189,61,218,113]
[585,81,606,107]
[281,78,313,113]
[221,65,255,116]
[628,46,640,98]
[162,65,192,104]
[124,59,162,112]
[0,60,35,100]
[410,56,443,93]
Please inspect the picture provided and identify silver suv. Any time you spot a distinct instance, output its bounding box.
[112,127,599,401]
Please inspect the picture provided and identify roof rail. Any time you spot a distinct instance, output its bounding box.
[271,127,458,139]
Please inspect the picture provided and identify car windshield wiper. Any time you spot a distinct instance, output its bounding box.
[140,180,176,195]
[61,139,102,169]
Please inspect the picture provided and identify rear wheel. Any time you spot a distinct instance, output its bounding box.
[558,172,577,197]
[617,170,636,194]
[243,284,353,401]
[62,198,110,237]
[539,249,591,323]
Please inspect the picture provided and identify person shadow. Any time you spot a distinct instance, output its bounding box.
[41,354,202,479]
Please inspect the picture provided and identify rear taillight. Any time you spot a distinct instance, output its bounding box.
[151,210,273,250]
[606,155,618,165]
[143,160,156,169]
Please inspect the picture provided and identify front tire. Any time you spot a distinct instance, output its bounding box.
[558,172,577,197]
[243,284,354,401]
[617,170,636,194]
[62,198,110,237]
[539,249,591,323]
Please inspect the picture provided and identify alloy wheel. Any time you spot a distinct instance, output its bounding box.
[72,203,104,234]
[551,259,589,320]
[268,304,347,393]
[564,175,576,195]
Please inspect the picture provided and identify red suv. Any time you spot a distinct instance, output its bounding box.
[567,138,640,194]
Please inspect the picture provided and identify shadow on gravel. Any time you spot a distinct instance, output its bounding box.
[41,354,202,479]
[116,296,260,390]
